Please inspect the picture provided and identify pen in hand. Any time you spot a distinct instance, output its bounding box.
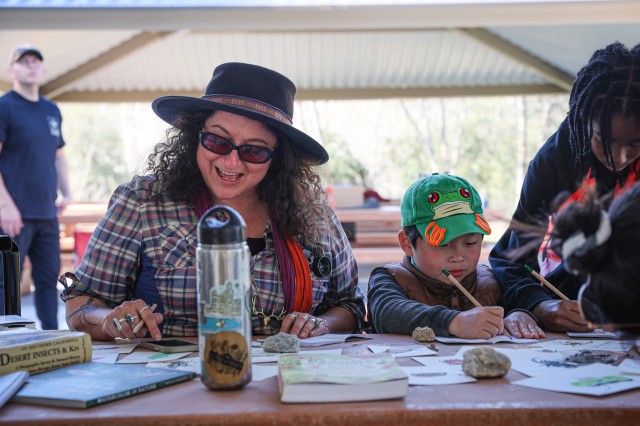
[133,303,158,334]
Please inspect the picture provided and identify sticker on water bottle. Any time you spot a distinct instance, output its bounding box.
[199,280,246,333]
[202,331,250,386]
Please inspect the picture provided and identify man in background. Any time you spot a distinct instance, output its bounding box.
[0,45,71,329]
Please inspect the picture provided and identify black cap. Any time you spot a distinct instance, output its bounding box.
[11,45,43,64]
[197,206,246,245]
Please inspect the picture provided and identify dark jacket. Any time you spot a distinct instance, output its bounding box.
[489,118,640,314]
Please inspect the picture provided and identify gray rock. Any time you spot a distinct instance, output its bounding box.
[262,332,300,353]
[462,347,511,378]
[412,326,436,343]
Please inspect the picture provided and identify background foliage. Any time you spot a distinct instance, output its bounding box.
[60,95,568,215]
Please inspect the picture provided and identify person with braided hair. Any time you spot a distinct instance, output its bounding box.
[550,182,640,338]
[489,41,640,333]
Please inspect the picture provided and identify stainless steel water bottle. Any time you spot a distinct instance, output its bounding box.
[197,206,252,389]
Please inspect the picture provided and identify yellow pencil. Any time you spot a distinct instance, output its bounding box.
[441,268,512,339]
[524,265,569,301]
[441,268,482,307]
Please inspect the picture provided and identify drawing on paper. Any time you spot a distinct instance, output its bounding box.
[532,358,579,368]
[563,350,625,366]
[572,376,633,387]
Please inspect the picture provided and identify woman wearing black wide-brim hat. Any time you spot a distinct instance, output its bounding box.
[62,63,365,341]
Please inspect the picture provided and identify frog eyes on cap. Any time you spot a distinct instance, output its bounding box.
[459,188,470,198]
[428,192,440,203]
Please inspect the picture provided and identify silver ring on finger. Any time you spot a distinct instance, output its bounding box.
[112,317,123,332]
[314,318,326,330]
[140,305,150,314]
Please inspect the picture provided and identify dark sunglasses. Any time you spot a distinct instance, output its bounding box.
[199,131,276,164]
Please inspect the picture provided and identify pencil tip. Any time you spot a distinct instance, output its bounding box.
[441,268,450,276]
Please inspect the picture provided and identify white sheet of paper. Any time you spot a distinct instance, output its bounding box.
[297,333,372,347]
[145,357,201,375]
[435,335,538,345]
[251,365,278,381]
[619,357,640,375]
[454,345,624,378]
[251,348,342,363]
[92,342,138,354]
[525,338,633,353]
[91,352,119,364]
[367,345,437,358]
[117,351,191,364]
[513,363,640,396]
[406,356,476,385]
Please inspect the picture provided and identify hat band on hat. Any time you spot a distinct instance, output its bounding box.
[201,94,293,125]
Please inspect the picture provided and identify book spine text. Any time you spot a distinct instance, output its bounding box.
[0,334,92,375]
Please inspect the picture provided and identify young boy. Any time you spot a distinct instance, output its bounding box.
[367,173,544,339]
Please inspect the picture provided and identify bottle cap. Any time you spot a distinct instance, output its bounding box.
[198,206,246,244]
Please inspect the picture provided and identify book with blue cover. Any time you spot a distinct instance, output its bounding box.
[0,371,28,408]
[11,362,196,408]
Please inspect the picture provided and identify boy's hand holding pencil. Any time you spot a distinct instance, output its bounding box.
[442,268,511,339]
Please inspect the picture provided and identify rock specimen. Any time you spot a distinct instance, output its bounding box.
[462,347,511,378]
[262,332,300,353]
[412,326,436,343]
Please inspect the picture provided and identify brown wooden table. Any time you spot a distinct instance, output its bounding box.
[1,333,638,426]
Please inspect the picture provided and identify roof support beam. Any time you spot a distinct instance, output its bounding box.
[458,28,575,92]
[52,84,567,103]
[42,31,173,100]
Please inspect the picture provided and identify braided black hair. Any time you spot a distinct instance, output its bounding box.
[568,42,640,165]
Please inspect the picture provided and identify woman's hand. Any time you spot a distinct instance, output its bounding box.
[504,311,545,339]
[105,300,164,341]
[280,312,328,339]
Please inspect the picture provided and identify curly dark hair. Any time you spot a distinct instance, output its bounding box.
[568,41,640,165]
[145,111,332,247]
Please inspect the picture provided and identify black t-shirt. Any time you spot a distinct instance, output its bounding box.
[0,90,65,220]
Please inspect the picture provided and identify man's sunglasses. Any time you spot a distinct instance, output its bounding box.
[199,131,276,164]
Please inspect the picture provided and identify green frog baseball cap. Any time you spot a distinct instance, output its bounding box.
[401,173,491,246]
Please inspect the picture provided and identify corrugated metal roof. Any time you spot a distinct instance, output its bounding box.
[0,1,638,101]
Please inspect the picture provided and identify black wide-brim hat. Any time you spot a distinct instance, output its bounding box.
[152,62,328,165]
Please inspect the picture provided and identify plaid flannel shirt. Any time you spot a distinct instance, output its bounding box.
[61,175,365,336]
